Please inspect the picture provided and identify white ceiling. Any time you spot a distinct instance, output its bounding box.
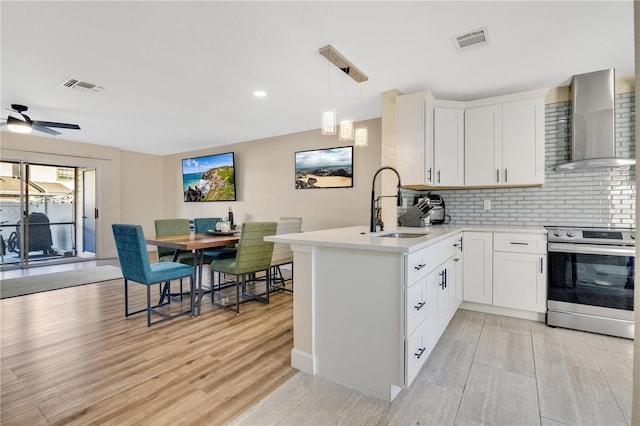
[0,1,635,156]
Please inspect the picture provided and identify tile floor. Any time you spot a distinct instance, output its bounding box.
[232,309,634,426]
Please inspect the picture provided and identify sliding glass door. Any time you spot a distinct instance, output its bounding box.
[0,161,96,269]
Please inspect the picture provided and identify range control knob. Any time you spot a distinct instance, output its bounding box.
[553,231,562,237]
[566,231,576,237]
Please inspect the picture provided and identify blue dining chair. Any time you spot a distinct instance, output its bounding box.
[112,224,195,327]
[193,217,238,260]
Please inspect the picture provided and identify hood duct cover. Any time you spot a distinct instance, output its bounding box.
[554,68,635,171]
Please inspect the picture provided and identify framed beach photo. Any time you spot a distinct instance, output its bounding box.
[182,152,236,202]
[295,146,353,189]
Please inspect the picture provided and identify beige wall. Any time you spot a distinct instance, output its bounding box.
[0,119,382,257]
[163,118,382,232]
[119,150,164,238]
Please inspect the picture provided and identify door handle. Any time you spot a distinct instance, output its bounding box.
[540,257,543,274]
[437,170,441,184]
[414,301,426,311]
[94,208,99,219]
[427,168,432,183]
[504,168,508,183]
[496,169,500,183]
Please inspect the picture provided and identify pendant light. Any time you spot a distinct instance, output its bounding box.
[338,72,354,142]
[354,84,368,147]
[321,62,337,135]
[318,45,368,141]
[339,118,354,142]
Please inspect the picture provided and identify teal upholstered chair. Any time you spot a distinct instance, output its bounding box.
[193,217,237,260]
[112,224,195,327]
[209,222,277,314]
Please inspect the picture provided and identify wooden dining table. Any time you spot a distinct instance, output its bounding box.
[145,232,240,316]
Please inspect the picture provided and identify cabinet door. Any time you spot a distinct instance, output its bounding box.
[464,104,502,186]
[450,253,463,316]
[436,265,450,336]
[494,252,547,313]
[433,107,464,186]
[424,267,439,352]
[463,232,493,304]
[396,92,434,185]
[502,98,545,185]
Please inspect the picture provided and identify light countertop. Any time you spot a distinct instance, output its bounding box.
[266,224,546,254]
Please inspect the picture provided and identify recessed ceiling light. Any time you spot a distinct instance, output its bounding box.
[253,90,267,97]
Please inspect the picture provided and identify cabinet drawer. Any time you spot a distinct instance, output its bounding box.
[494,233,546,254]
[406,321,429,386]
[407,247,433,283]
[406,278,427,336]
[407,234,463,284]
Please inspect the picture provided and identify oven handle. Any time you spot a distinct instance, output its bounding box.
[547,242,635,257]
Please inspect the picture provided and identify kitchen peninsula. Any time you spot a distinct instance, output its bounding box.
[267,224,547,401]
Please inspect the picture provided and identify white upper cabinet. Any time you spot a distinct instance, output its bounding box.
[464,104,502,186]
[397,89,546,188]
[501,98,545,185]
[396,91,433,185]
[433,107,465,186]
[465,94,545,187]
[396,92,464,187]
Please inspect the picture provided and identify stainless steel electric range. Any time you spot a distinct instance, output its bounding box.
[546,226,635,339]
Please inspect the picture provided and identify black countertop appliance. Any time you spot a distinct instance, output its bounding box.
[423,193,446,224]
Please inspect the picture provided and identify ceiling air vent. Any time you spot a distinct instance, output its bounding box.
[59,78,104,93]
[452,27,490,52]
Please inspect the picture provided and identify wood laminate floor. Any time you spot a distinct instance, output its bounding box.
[1,262,295,426]
[1,261,634,425]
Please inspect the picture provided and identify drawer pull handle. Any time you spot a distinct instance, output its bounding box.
[509,242,529,245]
[415,347,426,359]
[414,301,426,311]
[414,263,426,271]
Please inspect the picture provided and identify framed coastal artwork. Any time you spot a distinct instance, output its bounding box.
[294,146,353,189]
[182,152,236,202]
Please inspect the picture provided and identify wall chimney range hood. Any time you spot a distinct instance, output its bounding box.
[553,68,635,171]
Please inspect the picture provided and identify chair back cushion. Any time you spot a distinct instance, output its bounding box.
[271,219,302,266]
[112,224,152,283]
[154,219,190,259]
[193,217,223,234]
[233,222,277,274]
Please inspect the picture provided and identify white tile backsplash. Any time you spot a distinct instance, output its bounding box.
[400,93,636,227]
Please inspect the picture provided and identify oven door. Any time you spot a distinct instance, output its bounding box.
[547,243,634,311]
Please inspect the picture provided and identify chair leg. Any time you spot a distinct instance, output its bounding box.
[124,278,129,317]
[236,274,241,314]
[266,267,270,304]
[147,284,152,327]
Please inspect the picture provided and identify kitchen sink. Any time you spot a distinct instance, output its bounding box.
[376,232,428,238]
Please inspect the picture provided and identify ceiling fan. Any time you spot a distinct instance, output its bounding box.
[1,104,81,135]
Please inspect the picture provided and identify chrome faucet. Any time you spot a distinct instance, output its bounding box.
[370,166,403,233]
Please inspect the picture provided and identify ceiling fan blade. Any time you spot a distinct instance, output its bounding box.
[32,124,61,136]
[32,120,80,130]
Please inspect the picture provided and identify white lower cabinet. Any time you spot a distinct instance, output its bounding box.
[462,232,493,304]
[493,233,547,313]
[405,233,462,387]
[406,321,428,385]
[463,231,547,315]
